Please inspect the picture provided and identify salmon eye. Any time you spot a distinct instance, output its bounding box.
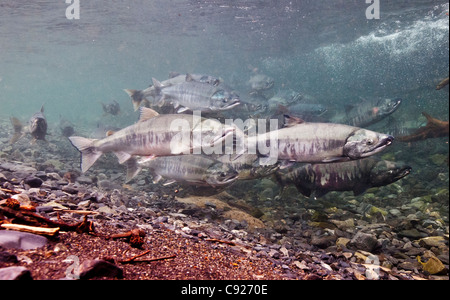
[366,139,374,145]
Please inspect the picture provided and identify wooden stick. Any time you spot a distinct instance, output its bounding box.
[0,206,95,234]
[1,223,60,237]
[205,238,236,246]
[119,254,176,264]
[119,249,152,263]
[0,188,20,194]
[53,208,99,215]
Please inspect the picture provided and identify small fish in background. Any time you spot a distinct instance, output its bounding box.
[10,105,48,144]
[101,100,121,116]
[59,117,75,137]
[333,97,402,128]
[29,105,48,143]
[248,74,274,95]
[276,158,411,198]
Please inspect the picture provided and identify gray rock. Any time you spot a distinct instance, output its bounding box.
[79,259,123,279]
[398,229,427,239]
[76,176,93,185]
[349,231,379,252]
[310,235,336,249]
[0,230,48,250]
[0,251,18,263]
[0,266,33,280]
[24,176,43,188]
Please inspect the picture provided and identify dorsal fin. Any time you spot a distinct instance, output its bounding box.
[139,107,159,122]
[152,78,163,89]
[185,73,194,82]
[283,115,305,127]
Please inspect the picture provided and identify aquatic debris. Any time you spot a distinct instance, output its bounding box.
[397,112,449,142]
[0,204,95,235]
[436,77,449,90]
[110,228,146,248]
[0,223,60,237]
[118,250,176,264]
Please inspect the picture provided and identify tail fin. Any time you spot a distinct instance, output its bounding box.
[9,117,24,144]
[68,136,102,173]
[124,89,144,111]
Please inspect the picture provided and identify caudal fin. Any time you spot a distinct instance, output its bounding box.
[124,89,144,111]
[68,136,102,173]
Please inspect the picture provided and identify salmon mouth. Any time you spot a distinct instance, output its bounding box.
[395,166,412,180]
[374,134,394,151]
[223,98,241,110]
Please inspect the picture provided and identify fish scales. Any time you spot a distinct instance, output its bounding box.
[251,119,393,163]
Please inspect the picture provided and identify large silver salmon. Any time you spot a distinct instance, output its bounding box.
[69,108,235,173]
[124,73,222,111]
[248,116,394,164]
[152,78,241,113]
